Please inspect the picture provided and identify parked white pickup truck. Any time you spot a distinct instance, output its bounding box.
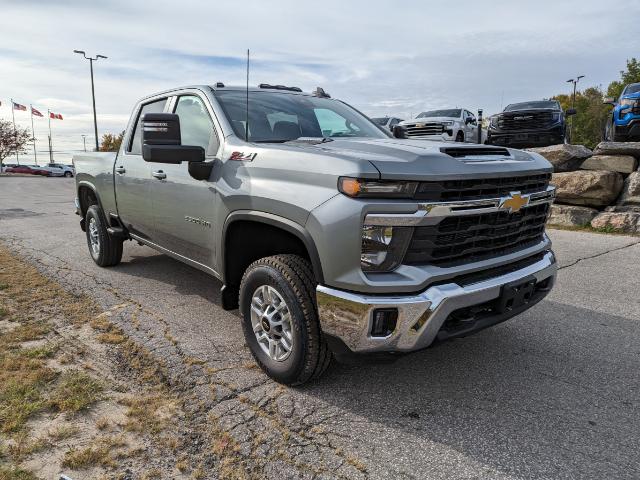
[399,109,479,143]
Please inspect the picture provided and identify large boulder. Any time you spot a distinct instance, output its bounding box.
[580,155,638,174]
[527,144,592,172]
[591,212,640,234]
[617,171,640,206]
[593,141,640,159]
[552,170,624,207]
[547,204,598,227]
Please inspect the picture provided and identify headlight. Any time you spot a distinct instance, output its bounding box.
[490,116,499,127]
[551,112,561,122]
[620,98,635,107]
[338,177,418,198]
[442,120,454,126]
[361,225,413,272]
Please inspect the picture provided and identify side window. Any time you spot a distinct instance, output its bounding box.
[174,96,215,151]
[129,98,167,155]
[314,108,361,137]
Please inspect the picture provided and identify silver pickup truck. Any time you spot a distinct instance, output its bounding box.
[74,84,557,385]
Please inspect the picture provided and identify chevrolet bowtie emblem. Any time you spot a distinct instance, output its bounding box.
[499,192,530,213]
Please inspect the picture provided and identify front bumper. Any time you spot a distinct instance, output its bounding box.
[488,125,564,147]
[317,250,556,354]
[614,118,640,138]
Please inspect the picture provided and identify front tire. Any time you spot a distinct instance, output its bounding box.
[85,205,123,267]
[64,171,73,178]
[455,131,465,142]
[239,254,331,385]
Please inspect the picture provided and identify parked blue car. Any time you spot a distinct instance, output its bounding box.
[604,82,640,142]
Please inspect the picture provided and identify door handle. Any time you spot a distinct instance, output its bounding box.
[115,166,126,174]
[152,170,167,180]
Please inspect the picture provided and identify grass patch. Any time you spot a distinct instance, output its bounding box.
[48,424,80,441]
[62,435,128,469]
[48,370,103,413]
[121,393,177,434]
[0,466,38,480]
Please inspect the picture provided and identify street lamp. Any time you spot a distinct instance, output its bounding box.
[74,50,108,151]
[566,75,585,140]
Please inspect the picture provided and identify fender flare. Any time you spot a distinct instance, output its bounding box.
[76,180,104,214]
[221,211,324,284]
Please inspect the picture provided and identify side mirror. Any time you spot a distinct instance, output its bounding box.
[465,117,473,124]
[603,97,616,106]
[565,108,577,116]
[392,125,408,139]
[141,113,205,164]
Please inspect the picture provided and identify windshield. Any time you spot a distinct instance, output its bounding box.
[417,109,461,118]
[504,101,559,111]
[214,90,387,142]
[371,117,389,126]
[623,83,640,95]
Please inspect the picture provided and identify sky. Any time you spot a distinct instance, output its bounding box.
[1,0,639,164]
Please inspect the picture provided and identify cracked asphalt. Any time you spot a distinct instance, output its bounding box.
[1,176,639,479]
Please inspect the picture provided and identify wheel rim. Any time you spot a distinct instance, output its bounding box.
[250,285,293,362]
[88,217,100,257]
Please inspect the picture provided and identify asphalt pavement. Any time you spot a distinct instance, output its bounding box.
[1,176,639,479]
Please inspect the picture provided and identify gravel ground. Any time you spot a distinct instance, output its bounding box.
[1,176,639,479]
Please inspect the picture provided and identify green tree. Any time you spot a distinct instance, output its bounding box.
[553,87,609,149]
[99,130,125,152]
[606,58,640,99]
[0,119,31,168]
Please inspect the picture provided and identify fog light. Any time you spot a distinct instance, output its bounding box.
[371,308,398,337]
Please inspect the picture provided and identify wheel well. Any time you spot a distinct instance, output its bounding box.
[224,220,312,291]
[78,186,98,217]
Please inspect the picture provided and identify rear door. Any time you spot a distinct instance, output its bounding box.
[149,92,220,268]
[115,96,168,240]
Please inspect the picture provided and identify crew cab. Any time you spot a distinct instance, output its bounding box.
[604,82,640,141]
[398,109,479,143]
[487,100,575,148]
[73,84,557,385]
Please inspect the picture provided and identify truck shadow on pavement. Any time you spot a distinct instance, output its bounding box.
[111,250,638,479]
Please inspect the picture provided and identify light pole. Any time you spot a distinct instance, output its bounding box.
[81,134,87,152]
[74,50,107,151]
[566,75,584,140]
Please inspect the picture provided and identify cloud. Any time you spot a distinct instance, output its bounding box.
[1,0,639,164]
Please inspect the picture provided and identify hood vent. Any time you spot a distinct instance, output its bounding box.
[441,147,510,158]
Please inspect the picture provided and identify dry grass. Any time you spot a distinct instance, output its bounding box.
[0,466,38,480]
[48,370,103,413]
[120,392,177,434]
[62,435,128,469]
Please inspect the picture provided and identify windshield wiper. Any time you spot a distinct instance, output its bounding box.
[285,137,334,145]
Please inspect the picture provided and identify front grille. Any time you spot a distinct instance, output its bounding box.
[404,203,550,267]
[497,111,555,131]
[404,122,445,137]
[414,173,551,202]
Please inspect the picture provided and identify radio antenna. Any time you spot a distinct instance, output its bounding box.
[245,49,250,141]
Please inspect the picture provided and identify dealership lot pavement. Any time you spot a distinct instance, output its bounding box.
[1,176,639,479]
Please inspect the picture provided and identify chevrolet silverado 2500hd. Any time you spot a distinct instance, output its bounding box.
[74,84,557,385]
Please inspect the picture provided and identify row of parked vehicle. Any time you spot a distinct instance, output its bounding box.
[1,163,75,177]
[373,99,579,148]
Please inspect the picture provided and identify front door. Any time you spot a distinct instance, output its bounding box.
[115,97,168,240]
[149,94,219,268]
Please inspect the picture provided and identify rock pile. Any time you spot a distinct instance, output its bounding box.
[528,142,640,234]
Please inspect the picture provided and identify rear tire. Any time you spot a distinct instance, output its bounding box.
[239,254,331,385]
[64,171,73,178]
[85,205,123,267]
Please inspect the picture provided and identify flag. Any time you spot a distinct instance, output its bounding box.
[13,102,27,111]
[31,107,43,117]
[49,112,63,120]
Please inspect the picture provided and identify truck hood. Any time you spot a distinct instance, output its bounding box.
[496,108,560,117]
[275,138,552,181]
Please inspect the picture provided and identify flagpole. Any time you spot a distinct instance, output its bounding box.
[11,98,19,164]
[30,105,38,164]
[48,109,53,164]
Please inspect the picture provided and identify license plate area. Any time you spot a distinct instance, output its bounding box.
[496,277,537,313]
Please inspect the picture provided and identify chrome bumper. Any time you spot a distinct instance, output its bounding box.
[317,251,557,353]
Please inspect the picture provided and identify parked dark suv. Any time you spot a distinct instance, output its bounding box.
[487,100,576,148]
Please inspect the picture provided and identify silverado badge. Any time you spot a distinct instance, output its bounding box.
[499,192,530,213]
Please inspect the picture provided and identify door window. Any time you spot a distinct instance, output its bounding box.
[174,96,215,151]
[129,98,167,154]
